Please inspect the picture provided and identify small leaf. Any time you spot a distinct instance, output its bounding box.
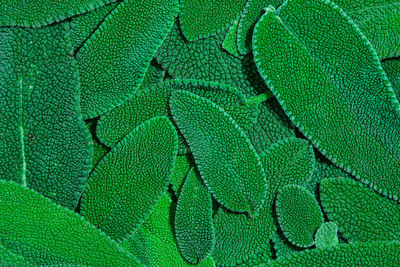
[315,222,339,249]
[81,116,178,240]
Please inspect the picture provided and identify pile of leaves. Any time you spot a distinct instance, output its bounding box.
[1,0,400,265]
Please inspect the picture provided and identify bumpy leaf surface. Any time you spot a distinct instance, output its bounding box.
[96,79,247,149]
[315,222,339,249]
[156,22,267,98]
[175,168,215,264]
[170,90,267,216]
[85,119,110,170]
[0,23,91,209]
[77,0,178,118]
[0,180,139,265]
[321,177,400,242]
[81,117,178,240]
[253,0,400,200]
[334,0,400,59]
[213,137,315,265]
[383,58,400,100]
[222,19,242,58]
[171,155,192,195]
[276,185,323,248]
[180,0,246,41]
[121,194,214,266]
[0,0,118,27]
[269,241,400,266]
[69,2,120,53]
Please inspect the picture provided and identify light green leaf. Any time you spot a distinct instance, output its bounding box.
[212,137,315,265]
[77,0,178,119]
[175,168,215,264]
[0,23,91,209]
[121,194,215,266]
[222,19,242,58]
[321,177,400,242]
[180,0,246,41]
[81,116,178,240]
[269,241,400,266]
[315,222,339,249]
[0,0,119,27]
[276,185,323,248]
[253,0,400,200]
[0,180,139,265]
[170,90,267,217]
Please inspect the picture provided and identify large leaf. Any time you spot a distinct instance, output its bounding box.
[0,180,139,265]
[0,23,91,209]
[253,0,400,200]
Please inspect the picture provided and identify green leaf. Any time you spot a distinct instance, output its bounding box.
[321,177,400,242]
[0,23,91,209]
[0,180,139,265]
[121,193,215,266]
[85,119,110,170]
[334,0,400,59]
[315,222,339,249]
[77,0,178,119]
[0,0,119,27]
[222,19,242,58]
[212,137,315,265]
[170,90,267,217]
[175,168,215,264]
[81,116,178,240]
[253,0,400,200]
[69,2,120,53]
[269,241,400,266]
[382,58,400,100]
[171,155,193,195]
[237,0,283,55]
[96,79,251,153]
[156,22,267,98]
[276,185,323,248]
[179,0,246,41]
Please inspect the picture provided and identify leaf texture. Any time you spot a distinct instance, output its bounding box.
[0,23,91,209]
[382,58,400,100]
[276,185,323,248]
[321,177,400,242]
[170,90,267,217]
[171,155,193,195]
[253,0,400,200]
[0,0,119,27]
[121,193,215,266]
[269,241,400,266]
[81,116,178,240]
[0,180,139,265]
[222,19,242,58]
[77,0,178,119]
[212,137,315,265]
[180,0,247,41]
[175,168,215,264]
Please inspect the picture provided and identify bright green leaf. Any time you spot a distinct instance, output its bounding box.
[315,222,339,249]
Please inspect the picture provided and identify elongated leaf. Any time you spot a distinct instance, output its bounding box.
[175,168,215,264]
[0,23,91,208]
[222,19,242,58]
[81,116,178,240]
[269,241,400,266]
[0,180,139,265]
[180,0,246,41]
[77,0,178,119]
[213,137,315,265]
[96,79,255,154]
[315,222,339,249]
[121,194,215,266]
[276,185,323,248]
[170,90,267,217]
[0,0,119,27]
[171,155,193,195]
[321,177,400,242]
[69,2,120,53]
[334,0,400,59]
[253,0,400,200]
